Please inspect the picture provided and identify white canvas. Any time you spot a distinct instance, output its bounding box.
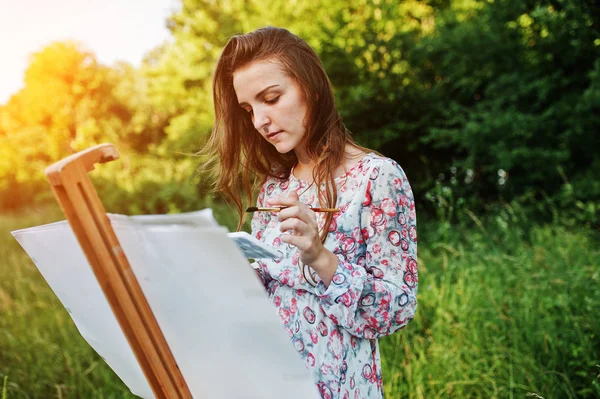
[11,210,318,399]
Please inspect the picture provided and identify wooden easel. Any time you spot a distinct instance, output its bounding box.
[45,144,192,398]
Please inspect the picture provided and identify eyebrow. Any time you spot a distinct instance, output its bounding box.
[238,84,280,107]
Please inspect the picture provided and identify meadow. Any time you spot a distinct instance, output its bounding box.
[1,204,598,398]
[1,0,599,397]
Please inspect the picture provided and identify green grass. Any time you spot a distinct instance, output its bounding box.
[1,205,599,398]
[0,205,135,398]
[380,217,600,398]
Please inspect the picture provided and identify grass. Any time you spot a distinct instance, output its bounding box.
[379,215,600,398]
[0,205,135,398]
[1,204,599,398]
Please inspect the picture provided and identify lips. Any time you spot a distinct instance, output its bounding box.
[267,131,282,139]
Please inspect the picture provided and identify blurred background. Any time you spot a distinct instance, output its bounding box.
[1,0,599,398]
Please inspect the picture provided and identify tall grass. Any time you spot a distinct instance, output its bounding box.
[0,205,136,398]
[380,207,600,398]
[1,204,599,398]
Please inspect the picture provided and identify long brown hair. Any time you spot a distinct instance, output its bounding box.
[200,26,368,238]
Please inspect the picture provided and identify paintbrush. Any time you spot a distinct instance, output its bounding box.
[245,206,340,213]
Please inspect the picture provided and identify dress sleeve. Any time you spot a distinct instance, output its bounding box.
[251,180,275,290]
[314,159,418,339]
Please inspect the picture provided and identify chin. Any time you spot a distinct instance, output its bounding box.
[273,143,295,154]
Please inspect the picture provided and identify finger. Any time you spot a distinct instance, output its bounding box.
[266,195,283,206]
[288,191,299,201]
[280,232,308,249]
[267,191,300,207]
[279,218,309,235]
[278,205,306,223]
[280,232,322,255]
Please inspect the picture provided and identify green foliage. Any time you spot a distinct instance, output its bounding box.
[146,0,599,223]
[413,0,600,220]
[109,62,170,153]
[0,42,138,211]
[143,0,259,154]
[91,151,203,215]
[1,0,598,223]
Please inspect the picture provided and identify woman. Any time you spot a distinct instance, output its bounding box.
[202,26,417,399]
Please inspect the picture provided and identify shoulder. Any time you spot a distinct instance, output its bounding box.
[358,154,414,202]
[359,153,408,181]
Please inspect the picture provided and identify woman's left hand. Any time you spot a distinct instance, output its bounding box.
[267,192,338,284]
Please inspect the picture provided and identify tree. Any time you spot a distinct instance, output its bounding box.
[415,0,600,217]
[0,42,130,209]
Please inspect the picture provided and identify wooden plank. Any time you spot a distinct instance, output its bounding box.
[45,143,192,398]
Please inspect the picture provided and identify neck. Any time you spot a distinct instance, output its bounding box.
[292,145,316,181]
[294,143,311,164]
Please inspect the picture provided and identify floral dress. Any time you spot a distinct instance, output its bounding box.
[251,153,418,399]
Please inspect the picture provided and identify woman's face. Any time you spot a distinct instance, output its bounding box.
[233,58,309,159]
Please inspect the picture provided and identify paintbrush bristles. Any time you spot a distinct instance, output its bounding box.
[245,207,283,212]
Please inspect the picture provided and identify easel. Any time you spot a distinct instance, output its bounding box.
[45,144,192,398]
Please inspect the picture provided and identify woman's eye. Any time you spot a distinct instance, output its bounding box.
[265,96,279,104]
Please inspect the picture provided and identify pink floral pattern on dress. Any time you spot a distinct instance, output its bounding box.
[252,153,418,399]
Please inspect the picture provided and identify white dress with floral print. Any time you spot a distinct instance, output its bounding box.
[251,153,418,399]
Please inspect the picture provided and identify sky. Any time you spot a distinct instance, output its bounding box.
[0,0,180,104]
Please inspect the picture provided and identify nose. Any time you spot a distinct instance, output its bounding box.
[252,106,270,132]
